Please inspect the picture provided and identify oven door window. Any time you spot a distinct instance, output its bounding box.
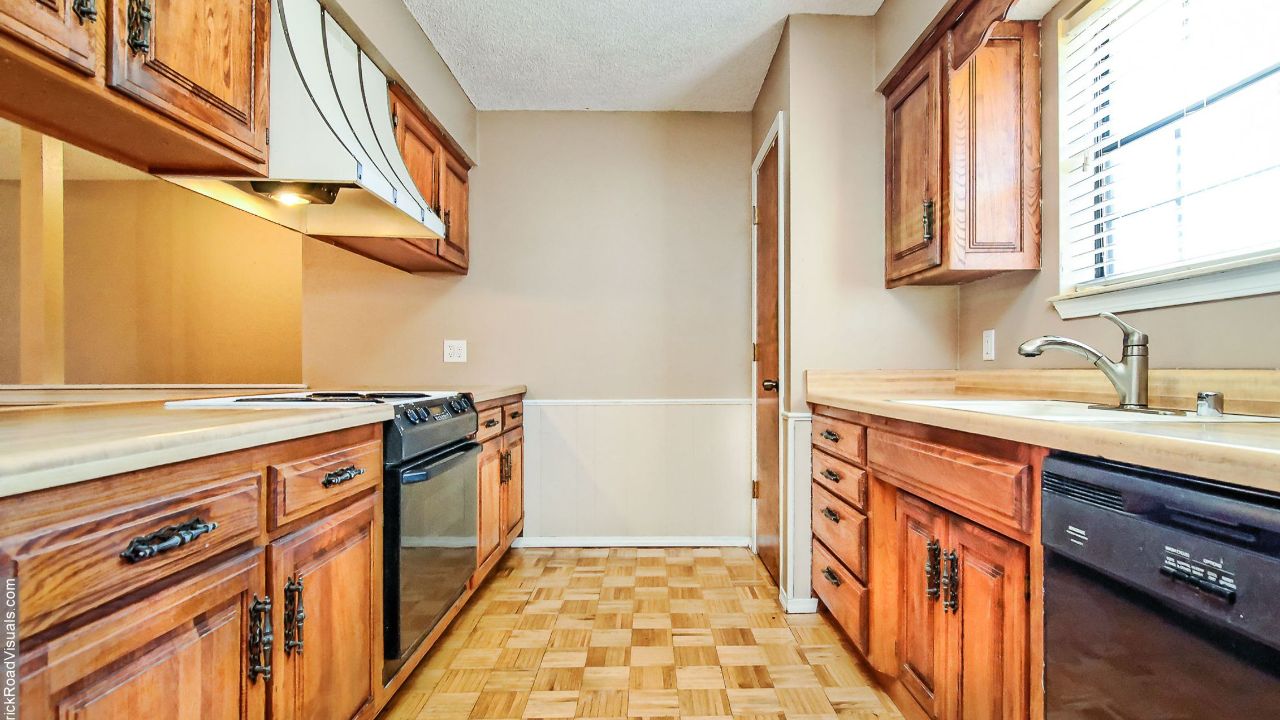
[1045,552,1280,719]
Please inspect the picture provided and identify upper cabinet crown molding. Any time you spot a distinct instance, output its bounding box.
[882,1,1041,288]
[0,0,271,175]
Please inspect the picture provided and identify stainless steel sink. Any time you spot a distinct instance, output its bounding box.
[893,399,1280,423]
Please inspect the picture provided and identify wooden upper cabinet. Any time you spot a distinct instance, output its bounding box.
[896,492,949,720]
[391,85,444,214]
[21,550,268,720]
[883,21,1041,287]
[885,45,944,284]
[439,151,470,267]
[107,0,269,164]
[269,496,379,720]
[0,0,96,75]
[944,516,1028,720]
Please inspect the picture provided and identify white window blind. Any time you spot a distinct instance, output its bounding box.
[1061,0,1280,291]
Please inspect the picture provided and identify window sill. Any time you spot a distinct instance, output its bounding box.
[1051,257,1280,319]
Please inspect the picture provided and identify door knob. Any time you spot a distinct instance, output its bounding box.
[761,379,778,392]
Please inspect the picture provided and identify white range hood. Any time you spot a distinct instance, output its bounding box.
[167,0,444,242]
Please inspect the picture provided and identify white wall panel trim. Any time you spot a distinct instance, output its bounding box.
[524,398,752,406]
[779,587,819,614]
[513,536,752,549]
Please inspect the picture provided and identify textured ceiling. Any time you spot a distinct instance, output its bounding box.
[404,0,884,111]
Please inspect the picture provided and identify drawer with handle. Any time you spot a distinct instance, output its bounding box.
[811,483,868,582]
[812,449,867,511]
[269,439,381,528]
[811,538,868,654]
[7,471,262,638]
[477,407,504,443]
[503,401,524,431]
[813,415,866,466]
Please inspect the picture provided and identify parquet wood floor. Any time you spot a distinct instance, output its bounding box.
[379,547,903,720]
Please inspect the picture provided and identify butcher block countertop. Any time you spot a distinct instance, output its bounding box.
[807,369,1280,494]
[0,384,527,498]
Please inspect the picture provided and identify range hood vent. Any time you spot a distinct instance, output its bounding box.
[166,0,444,243]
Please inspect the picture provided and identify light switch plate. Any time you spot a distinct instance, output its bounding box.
[444,339,467,363]
[982,329,996,361]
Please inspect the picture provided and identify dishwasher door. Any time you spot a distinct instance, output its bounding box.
[1042,453,1280,719]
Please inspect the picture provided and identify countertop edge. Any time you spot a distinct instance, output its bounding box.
[1,406,393,498]
[808,392,1280,493]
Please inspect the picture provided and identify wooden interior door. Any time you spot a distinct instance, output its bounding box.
[897,492,949,719]
[753,136,781,584]
[945,515,1029,720]
[391,86,444,212]
[20,551,266,720]
[0,0,97,74]
[885,45,944,282]
[439,153,469,268]
[270,496,377,720]
[502,427,524,535]
[107,0,269,163]
[476,439,502,567]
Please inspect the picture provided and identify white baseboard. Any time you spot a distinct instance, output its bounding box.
[512,536,752,549]
[779,587,819,614]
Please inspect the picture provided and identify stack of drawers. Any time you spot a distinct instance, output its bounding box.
[810,413,870,652]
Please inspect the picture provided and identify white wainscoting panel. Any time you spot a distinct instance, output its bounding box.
[520,400,752,546]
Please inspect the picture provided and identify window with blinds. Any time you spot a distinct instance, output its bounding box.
[1060,0,1280,292]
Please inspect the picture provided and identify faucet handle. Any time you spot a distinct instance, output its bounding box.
[1100,312,1148,348]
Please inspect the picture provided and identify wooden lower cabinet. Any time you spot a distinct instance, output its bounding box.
[269,495,379,720]
[477,438,504,568]
[473,395,527,589]
[502,427,524,535]
[21,550,268,720]
[891,489,1029,720]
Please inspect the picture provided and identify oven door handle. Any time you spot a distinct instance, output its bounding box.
[400,442,481,485]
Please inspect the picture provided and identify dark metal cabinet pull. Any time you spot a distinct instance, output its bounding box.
[509,410,522,419]
[820,469,841,483]
[73,0,98,23]
[822,567,842,587]
[248,595,273,682]
[321,465,364,488]
[821,507,840,523]
[284,576,306,655]
[126,0,152,54]
[119,517,217,563]
[922,199,935,242]
[761,379,779,392]
[500,451,511,484]
[484,418,500,428]
[941,550,960,613]
[820,429,841,443]
[924,540,941,600]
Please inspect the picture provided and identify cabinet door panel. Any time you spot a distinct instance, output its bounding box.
[270,496,377,720]
[502,428,524,535]
[896,492,948,719]
[0,0,96,73]
[439,152,469,268]
[476,440,502,567]
[392,88,443,213]
[107,0,269,162]
[20,551,266,720]
[946,516,1028,720]
[885,46,943,282]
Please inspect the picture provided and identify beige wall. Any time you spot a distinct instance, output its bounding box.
[61,180,303,384]
[304,111,753,399]
[955,0,1280,369]
[873,0,951,86]
[783,15,957,413]
[327,0,478,160]
[0,182,17,382]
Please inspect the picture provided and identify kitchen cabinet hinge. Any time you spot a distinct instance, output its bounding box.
[265,127,270,146]
[752,204,758,225]
[752,342,758,362]
[752,480,760,499]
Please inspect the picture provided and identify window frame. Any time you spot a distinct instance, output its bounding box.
[1052,0,1280,319]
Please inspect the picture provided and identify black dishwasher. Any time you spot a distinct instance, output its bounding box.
[1042,453,1280,719]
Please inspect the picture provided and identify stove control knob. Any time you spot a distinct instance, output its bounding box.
[450,399,462,413]
[405,408,420,423]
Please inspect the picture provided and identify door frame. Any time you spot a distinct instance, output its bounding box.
[750,111,787,561]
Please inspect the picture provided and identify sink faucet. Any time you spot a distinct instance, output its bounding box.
[1018,313,1149,409]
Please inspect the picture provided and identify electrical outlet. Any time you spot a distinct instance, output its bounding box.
[982,329,996,361]
[444,339,467,363]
